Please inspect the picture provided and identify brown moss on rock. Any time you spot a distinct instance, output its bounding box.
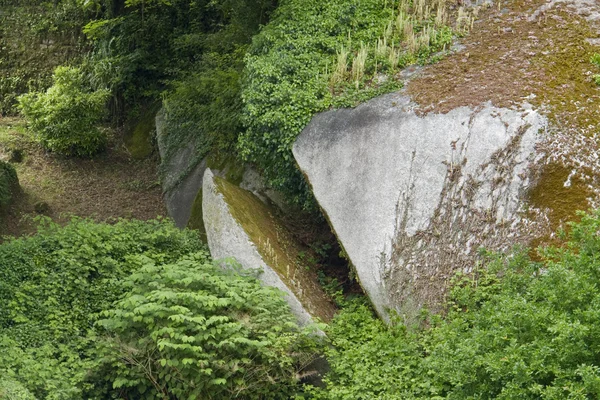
[215,176,336,322]
[407,0,600,250]
[528,163,592,229]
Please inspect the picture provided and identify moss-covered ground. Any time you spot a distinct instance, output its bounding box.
[124,104,160,160]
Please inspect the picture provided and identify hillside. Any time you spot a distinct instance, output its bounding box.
[2,0,600,398]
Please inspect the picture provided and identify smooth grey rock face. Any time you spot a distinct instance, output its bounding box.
[157,108,288,229]
[293,93,546,320]
[156,108,206,228]
[203,169,335,326]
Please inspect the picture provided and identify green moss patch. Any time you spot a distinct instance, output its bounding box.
[206,153,245,186]
[187,188,207,242]
[215,176,336,322]
[124,105,160,159]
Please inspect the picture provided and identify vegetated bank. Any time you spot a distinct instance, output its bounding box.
[310,210,600,399]
[0,218,323,399]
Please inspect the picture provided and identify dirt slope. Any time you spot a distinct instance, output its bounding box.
[0,118,166,238]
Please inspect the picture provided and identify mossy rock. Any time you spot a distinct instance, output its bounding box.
[203,168,336,324]
[187,188,207,242]
[124,105,160,159]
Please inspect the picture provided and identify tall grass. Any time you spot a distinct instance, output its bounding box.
[329,0,479,89]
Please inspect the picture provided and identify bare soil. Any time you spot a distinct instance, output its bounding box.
[0,118,166,239]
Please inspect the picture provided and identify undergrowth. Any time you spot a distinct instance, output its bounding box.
[311,209,600,399]
[0,218,321,399]
[0,161,18,208]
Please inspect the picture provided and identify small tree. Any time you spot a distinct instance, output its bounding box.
[18,66,110,157]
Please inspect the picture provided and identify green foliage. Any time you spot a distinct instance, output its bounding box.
[307,298,425,400]
[0,161,18,208]
[0,217,318,399]
[0,0,89,115]
[155,0,276,189]
[18,66,110,157]
[240,0,455,208]
[312,209,600,399]
[161,66,244,190]
[97,255,321,399]
[0,376,36,400]
[0,218,203,399]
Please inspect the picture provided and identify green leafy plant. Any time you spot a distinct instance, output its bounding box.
[312,209,600,399]
[97,255,322,399]
[18,66,110,157]
[0,218,203,398]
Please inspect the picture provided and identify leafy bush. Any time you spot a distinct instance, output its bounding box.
[0,217,320,399]
[97,255,321,399]
[18,66,110,157]
[312,209,600,399]
[0,0,88,115]
[161,66,244,191]
[0,218,203,398]
[0,161,18,208]
[0,376,36,400]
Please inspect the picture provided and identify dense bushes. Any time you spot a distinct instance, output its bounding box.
[0,0,88,115]
[0,218,319,399]
[98,256,319,399]
[0,161,18,208]
[312,210,600,399]
[18,66,110,157]
[0,218,202,398]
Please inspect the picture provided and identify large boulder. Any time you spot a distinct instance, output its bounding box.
[202,168,336,325]
[156,108,207,228]
[293,93,548,320]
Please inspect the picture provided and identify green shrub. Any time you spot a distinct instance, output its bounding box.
[18,66,110,157]
[161,67,244,190]
[313,209,600,399]
[0,217,320,399]
[97,255,321,399]
[0,218,203,399]
[0,376,36,400]
[0,161,18,208]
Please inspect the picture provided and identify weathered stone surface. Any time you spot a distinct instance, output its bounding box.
[293,92,547,320]
[203,168,336,326]
[156,108,206,228]
[157,107,292,229]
